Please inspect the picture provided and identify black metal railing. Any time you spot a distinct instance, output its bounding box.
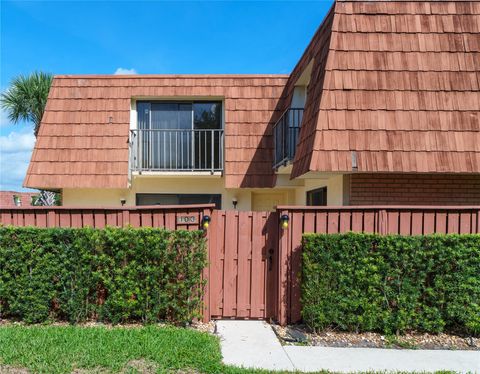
[273,108,304,169]
[130,129,224,172]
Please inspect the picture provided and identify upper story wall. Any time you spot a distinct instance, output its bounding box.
[24,75,289,190]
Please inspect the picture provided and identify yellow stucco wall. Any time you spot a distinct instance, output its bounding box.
[293,174,345,206]
[62,174,346,210]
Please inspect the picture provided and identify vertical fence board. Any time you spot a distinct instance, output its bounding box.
[339,211,351,233]
[12,210,21,226]
[351,211,364,232]
[315,212,327,233]
[223,210,238,317]
[411,212,423,235]
[363,211,376,233]
[303,212,315,233]
[139,211,151,228]
[237,212,251,317]
[399,211,411,235]
[423,212,435,234]
[436,212,447,233]
[36,211,47,227]
[105,211,117,227]
[94,211,106,229]
[447,212,460,233]
[152,211,165,228]
[24,212,35,226]
[327,211,339,233]
[202,208,212,322]
[250,212,263,318]
[265,212,278,319]
[47,211,56,228]
[59,211,71,228]
[477,210,480,233]
[82,211,94,227]
[460,212,471,234]
[71,212,83,228]
[387,211,399,234]
[290,212,303,323]
[277,210,289,325]
[0,211,12,225]
[210,211,224,317]
[129,211,140,228]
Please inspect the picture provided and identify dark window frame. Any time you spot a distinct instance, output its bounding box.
[306,187,327,206]
[136,193,222,209]
[136,100,223,130]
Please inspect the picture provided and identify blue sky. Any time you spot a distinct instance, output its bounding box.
[0,0,333,191]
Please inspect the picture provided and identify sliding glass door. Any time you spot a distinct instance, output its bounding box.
[193,102,222,170]
[136,101,222,171]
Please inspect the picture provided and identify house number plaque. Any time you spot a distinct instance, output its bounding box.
[177,215,198,224]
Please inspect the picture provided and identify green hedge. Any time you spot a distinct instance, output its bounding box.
[302,233,480,336]
[0,226,207,324]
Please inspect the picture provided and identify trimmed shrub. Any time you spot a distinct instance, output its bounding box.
[302,233,480,336]
[0,226,207,324]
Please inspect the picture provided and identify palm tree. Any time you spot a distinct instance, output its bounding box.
[1,71,53,137]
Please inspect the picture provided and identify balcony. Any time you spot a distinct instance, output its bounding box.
[130,129,224,173]
[273,108,304,169]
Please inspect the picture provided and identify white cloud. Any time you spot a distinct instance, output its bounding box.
[0,129,36,190]
[114,67,138,75]
[0,130,35,153]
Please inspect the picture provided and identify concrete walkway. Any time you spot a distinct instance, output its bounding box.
[216,320,295,371]
[216,320,480,373]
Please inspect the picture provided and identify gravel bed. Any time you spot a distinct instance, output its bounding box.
[188,320,216,334]
[272,324,479,350]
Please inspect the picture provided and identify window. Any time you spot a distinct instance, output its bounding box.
[136,101,222,170]
[306,187,327,206]
[136,193,222,209]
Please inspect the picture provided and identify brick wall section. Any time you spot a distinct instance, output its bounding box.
[349,174,480,206]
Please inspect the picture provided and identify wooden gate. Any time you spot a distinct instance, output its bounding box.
[205,210,279,320]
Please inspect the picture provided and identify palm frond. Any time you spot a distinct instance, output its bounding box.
[0,71,53,136]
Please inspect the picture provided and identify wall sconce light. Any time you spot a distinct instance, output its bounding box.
[202,215,211,230]
[280,214,289,229]
[232,197,238,210]
[120,198,126,206]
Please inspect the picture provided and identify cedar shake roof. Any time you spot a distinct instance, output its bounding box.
[290,0,480,177]
[24,75,289,189]
[25,1,480,189]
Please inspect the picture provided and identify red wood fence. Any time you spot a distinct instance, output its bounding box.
[1,204,479,325]
[0,204,214,231]
[277,205,480,325]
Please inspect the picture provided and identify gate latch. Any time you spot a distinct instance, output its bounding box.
[268,248,274,271]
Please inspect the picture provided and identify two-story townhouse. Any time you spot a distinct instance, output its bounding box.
[24,0,480,210]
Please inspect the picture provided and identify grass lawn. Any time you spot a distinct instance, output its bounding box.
[0,325,455,374]
[0,325,269,374]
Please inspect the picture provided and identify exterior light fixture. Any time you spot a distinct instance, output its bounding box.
[120,198,126,206]
[280,214,289,229]
[232,197,238,209]
[202,215,211,230]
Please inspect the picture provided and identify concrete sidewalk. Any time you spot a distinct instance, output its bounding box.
[216,320,480,373]
[216,320,295,371]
